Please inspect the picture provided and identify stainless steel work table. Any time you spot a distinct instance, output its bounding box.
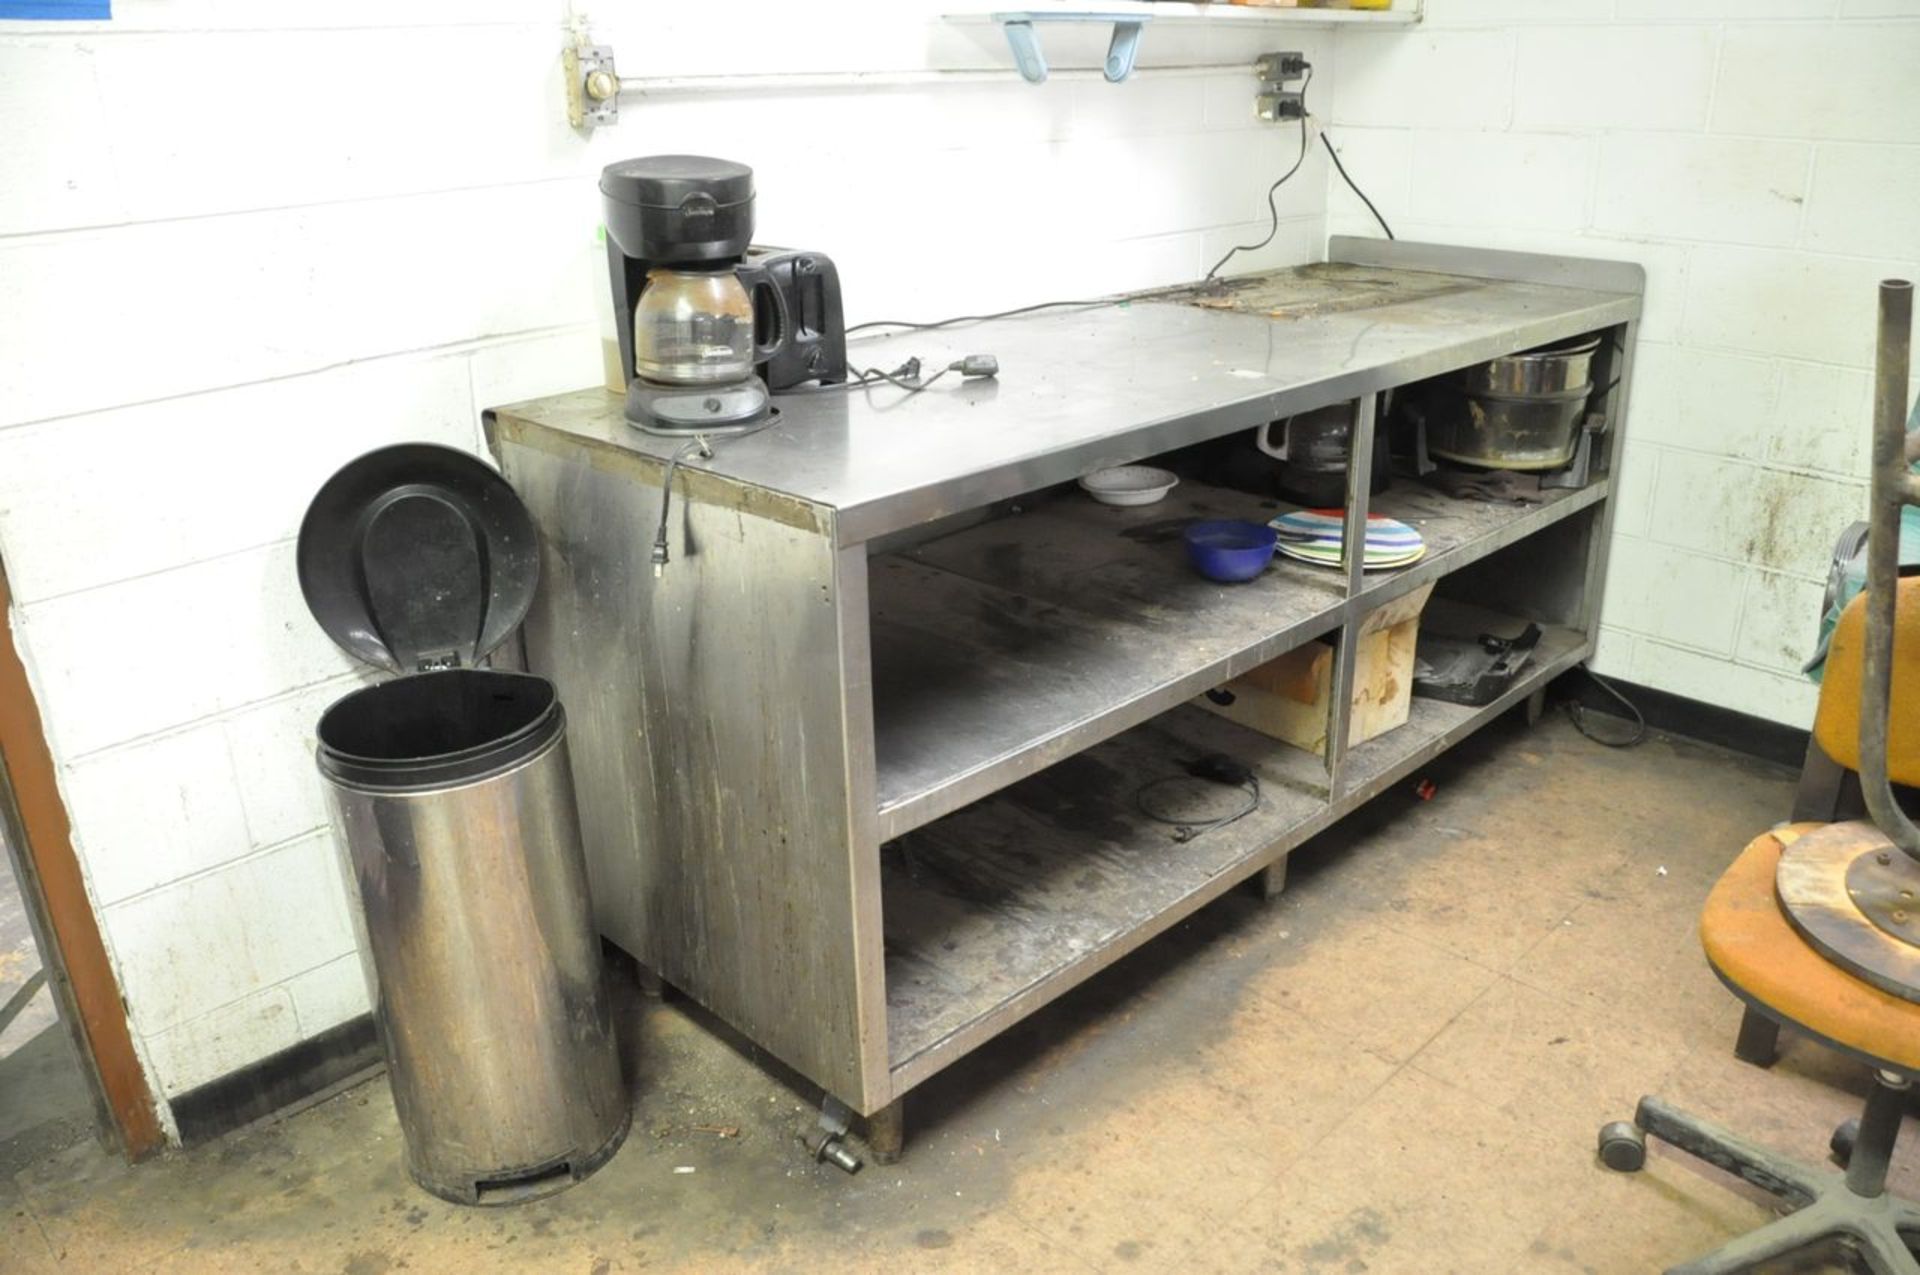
[487,238,1644,1150]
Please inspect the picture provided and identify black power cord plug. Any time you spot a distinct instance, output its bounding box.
[782,353,1000,399]
[855,355,992,395]
[1255,51,1309,81]
[1187,753,1254,787]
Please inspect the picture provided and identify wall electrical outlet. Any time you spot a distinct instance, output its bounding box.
[1254,51,1308,124]
[1255,51,1309,84]
[1256,92,1306,122]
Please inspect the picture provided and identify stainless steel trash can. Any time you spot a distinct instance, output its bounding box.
[298,444,629,1206]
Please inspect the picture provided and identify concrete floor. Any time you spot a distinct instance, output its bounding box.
[4,712,1916,1274]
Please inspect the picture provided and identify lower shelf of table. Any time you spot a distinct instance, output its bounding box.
[880,618,1590,1094]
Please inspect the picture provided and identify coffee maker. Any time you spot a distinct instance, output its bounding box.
[601,155,847,435]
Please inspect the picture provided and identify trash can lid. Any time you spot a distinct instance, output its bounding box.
[297,444,539,674]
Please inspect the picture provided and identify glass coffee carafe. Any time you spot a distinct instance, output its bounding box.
[631,268,756,386]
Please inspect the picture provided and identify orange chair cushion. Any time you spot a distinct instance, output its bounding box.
[1701,825,1920,1075]
[1813,578,1920,788]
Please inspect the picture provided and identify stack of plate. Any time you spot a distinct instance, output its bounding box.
[1270,509,1425,570]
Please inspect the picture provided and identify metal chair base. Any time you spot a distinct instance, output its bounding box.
[1602,1076,1920,1274]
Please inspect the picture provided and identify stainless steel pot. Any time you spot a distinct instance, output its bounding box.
[1428,335,1603,471]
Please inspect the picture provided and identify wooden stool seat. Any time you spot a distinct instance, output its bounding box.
[1701,824,1920,1077]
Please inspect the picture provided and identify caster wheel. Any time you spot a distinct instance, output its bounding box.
[1829,1117,1859,1168]
[1597,1121,1646,1172]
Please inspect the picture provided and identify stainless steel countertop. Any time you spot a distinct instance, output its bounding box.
[490,255,1641,547]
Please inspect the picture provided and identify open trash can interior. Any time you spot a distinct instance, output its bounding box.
[298,443,629,1206]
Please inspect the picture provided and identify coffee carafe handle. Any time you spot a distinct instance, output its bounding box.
[740,264,790,363]
[1255,418,1291,461]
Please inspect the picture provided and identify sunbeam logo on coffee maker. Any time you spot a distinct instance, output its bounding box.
[599,155,848,436]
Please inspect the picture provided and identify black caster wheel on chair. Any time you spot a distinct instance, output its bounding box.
[1829,1116,1859,1168]
[1597,1121,1647,1172]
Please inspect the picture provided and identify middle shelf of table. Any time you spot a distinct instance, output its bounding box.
[867,470,1609,841]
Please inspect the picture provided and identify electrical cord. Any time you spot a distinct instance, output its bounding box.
[1136,772,1262,843]
[855,358,955,394]
[1320,131,1394,241]
[651,436,714,577]
[777,365,897,395]
[651,415,779,574]
[652,351,990,572]
[778,354,1001,399]
[852,74,1395,314]
[846,298,1119,336]
[1206,64,1314,282]
[1565,667,1647,748]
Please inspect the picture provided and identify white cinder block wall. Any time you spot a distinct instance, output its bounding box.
[1324,0,1920,726]
[0,1,1336,1130]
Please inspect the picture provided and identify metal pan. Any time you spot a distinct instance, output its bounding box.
[1428,335,1604,471]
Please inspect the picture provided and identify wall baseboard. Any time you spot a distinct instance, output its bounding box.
[1557,672,1810,770]
[171,1014,381,1147]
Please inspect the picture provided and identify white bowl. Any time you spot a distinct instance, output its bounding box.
[1078,465,1179,507]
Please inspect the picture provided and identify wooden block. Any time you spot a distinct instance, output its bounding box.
[1351,616,1418,742]
[1196,584,1434,757]
[1237,641,1331,704]
[1359,583,1433,634]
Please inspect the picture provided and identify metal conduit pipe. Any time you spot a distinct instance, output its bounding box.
[613,63,1244,96]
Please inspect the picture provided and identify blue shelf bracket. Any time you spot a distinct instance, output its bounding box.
[991,11,1154,84]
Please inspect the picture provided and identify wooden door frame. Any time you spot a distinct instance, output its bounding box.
[0,555,164,1159]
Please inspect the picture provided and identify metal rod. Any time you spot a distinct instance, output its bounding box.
[1342,395,1377,600]
[1860,277,1919,864]
[615,62,1244,96]
[1323,394,1378,792]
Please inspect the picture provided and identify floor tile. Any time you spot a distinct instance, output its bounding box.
[10,1136,198,1270]
[1508,860,1749,1046]
[1237,911,1503,1065]
[999,994,1398,1267]
[1408,973,1694,1150]
[1160,1066,1584,1274]
[0,1177,58,1275]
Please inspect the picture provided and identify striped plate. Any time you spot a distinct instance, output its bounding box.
[1270,510,1425,570]
[1275,541,1426,570]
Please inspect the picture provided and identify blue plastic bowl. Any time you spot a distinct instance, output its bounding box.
[1184,520,1278,583]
